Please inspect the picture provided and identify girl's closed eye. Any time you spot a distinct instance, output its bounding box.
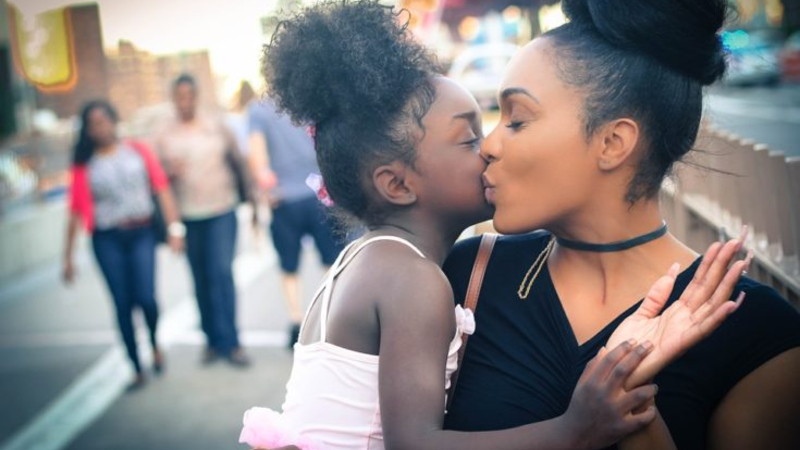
[505,121,525,130]
[461,136,482,149]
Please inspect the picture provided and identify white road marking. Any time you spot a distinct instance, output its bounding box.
[0,245,276,450]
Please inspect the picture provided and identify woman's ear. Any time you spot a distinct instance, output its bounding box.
[596,118,640,172]
[372,161,417,206]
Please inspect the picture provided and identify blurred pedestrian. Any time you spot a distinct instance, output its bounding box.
[155,74,252,366]
[227,80,257,157]
[247,98,346,348]
[63,99,183,389]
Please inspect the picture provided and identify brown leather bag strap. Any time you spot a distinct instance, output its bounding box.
[446,233,497,412]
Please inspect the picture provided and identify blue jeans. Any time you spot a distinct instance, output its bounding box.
[92,225,159,374]
[184,210,240,355]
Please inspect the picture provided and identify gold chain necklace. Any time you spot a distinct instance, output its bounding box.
[517,236,555,300]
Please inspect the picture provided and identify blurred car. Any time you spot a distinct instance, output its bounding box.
[780,31,800,83]
[447,43,518,109]
[722,29,782,87]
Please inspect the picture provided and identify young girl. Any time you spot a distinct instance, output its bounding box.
[239,2,747,449]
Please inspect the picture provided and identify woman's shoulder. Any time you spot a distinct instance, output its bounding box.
[446,231,551,266]
[674,274,800,391]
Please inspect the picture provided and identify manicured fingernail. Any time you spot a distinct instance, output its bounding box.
[669,262,680,276]
[653,384,659,394]
[627,338,637,347]
[744,249,753,271]
[739,225,749,242]
[734,291,746,306]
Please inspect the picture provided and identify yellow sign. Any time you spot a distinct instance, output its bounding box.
[8,4,77,92]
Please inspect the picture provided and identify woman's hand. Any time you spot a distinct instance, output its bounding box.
[167,234,184,253]
[562,339,659,450]
[606,233,750,390]
[62,258,76,284]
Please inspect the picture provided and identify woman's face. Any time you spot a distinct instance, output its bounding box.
[86,107,117,147]
[481,38,601,234]
[173,82,197,122]
[411,77,494,228]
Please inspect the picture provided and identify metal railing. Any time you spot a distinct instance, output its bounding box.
[662,124,800,307]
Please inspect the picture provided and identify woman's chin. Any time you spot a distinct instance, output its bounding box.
[492,215,541,236]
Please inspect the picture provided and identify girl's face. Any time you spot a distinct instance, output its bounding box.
[481,39,602,234]
[87,107,117,148]
[410,77,494,228]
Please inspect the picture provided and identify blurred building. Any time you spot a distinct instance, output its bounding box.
[107,40,216,121]
[157,50,217,110]
[107,41,163,121]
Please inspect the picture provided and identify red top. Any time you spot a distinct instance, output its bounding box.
[68,140,168,232]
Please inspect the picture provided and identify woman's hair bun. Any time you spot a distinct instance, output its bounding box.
[561,0,729,85]
[263,0,436,126]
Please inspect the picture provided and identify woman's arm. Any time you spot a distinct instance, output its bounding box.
[618,402,676,450]
[708,347,800,450]
[377,258,657,450]
[62,212,81,284]
[155,187,184,253]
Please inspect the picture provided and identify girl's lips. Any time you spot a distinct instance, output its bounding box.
[484,186,496,204]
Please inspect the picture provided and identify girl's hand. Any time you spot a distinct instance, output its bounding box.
[563,339,659,450]
[606,233,750,390]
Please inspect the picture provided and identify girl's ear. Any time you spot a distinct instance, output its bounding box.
[372,161,417,206]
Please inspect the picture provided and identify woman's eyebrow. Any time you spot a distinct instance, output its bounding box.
[500,87,540,104]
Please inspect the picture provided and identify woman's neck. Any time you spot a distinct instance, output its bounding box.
[547,199,697,281]
[94,141,118,156]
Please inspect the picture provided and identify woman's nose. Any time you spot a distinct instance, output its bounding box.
[480,126,501,162]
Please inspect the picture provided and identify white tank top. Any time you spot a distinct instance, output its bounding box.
[239,236,476,450]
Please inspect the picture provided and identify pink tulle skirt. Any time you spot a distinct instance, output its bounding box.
[239,407,322,450]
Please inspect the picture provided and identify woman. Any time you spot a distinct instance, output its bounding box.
[444,0,800,448]
[156,73,252,366]
[63,100,183,389]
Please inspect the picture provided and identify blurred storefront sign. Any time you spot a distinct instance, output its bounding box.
[7,5,77,92]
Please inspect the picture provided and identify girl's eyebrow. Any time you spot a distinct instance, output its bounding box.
[451,110,478,124]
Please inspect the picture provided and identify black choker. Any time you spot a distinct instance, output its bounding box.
[556,222,668,252]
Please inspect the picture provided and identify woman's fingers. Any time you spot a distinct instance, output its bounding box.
[682,238,742,311]
[693,291,745,339]
[691,257,748,324]
[635,263,680,319]
[679,241,722,307]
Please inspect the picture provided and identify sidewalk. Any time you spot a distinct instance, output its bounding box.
[0,208,326,450]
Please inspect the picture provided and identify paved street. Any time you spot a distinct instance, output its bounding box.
[707,84,800,157]
[0,208,325,450]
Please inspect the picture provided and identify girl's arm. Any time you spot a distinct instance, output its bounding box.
[377,257,657,450]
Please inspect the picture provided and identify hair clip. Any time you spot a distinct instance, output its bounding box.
[305,173,333,207]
